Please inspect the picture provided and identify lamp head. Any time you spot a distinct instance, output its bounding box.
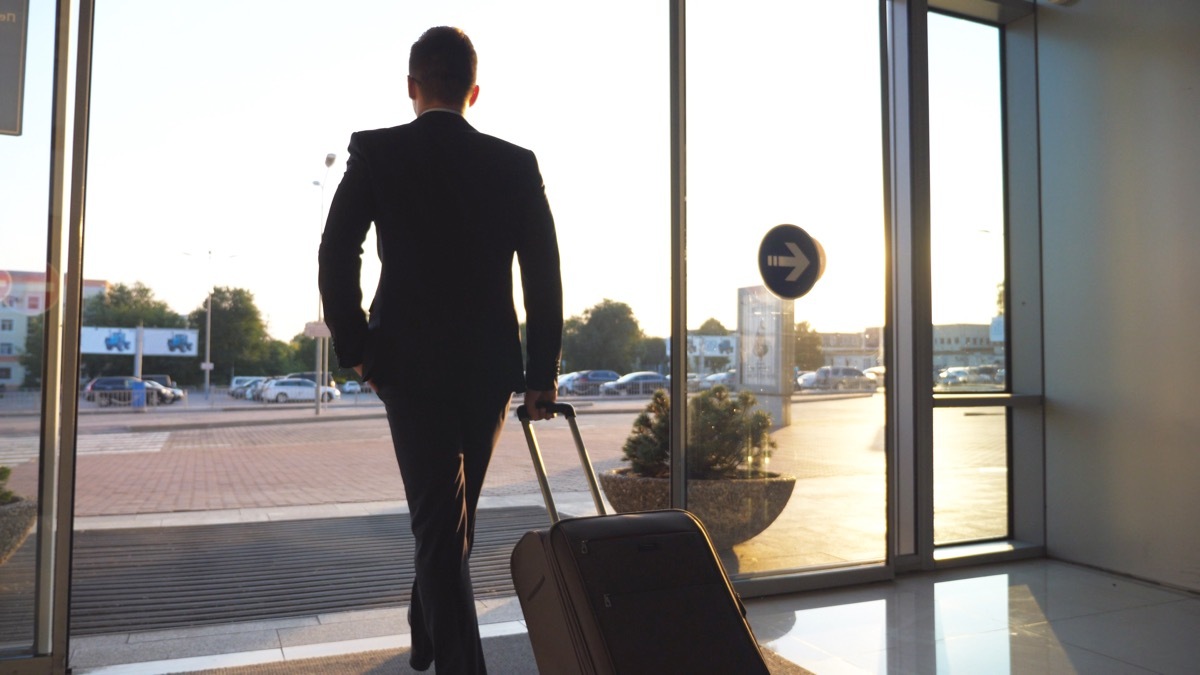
[325,153,336,168]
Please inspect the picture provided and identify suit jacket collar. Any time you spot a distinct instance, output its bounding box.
[412,110,475,133]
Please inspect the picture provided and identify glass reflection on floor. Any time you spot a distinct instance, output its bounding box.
[745,559,1200,674]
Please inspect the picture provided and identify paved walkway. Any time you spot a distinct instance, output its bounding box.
[0,397,647,529]
[0,393,884,672]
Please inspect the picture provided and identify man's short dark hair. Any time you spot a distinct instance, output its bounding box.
[409,27,477,105]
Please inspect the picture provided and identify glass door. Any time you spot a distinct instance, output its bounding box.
[683,1,888,579]
[1,0,87,671]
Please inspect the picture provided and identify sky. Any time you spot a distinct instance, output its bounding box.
[1,1,1004,343]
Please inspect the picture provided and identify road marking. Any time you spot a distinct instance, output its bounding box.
[0,432,169,466]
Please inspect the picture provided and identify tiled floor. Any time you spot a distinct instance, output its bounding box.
[72,557,1200,674]
[745,559,1200,674]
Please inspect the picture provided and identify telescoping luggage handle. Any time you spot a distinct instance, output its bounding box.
[515,402,608,524]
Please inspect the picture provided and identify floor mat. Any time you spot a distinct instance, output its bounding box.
[69,507,549,635]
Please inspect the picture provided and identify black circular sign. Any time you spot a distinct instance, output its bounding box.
[757,224,825,300]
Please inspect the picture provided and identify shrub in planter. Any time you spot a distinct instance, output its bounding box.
[0,465,37,566]
[620,385,776,479]
[602,385,793,549]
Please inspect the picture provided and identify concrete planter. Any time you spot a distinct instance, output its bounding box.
[0,500,37,566]
[598,469,796,550]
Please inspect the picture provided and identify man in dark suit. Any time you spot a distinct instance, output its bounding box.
[318,26,562,674]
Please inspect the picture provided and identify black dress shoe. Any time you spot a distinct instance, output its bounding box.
[408,605,433,671]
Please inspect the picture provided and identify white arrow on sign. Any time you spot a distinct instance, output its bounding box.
[767,242,810,281]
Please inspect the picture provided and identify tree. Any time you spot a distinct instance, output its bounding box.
[259,338,307,377]
[80,283,188,381]
[561,299,644,373]
[694,318,730,335]
[794,320,824,371]
[633,336,667,372]
[187,287,274,385]
[84,282,187,328]
[691,317,733,372]
[19,315,43,387]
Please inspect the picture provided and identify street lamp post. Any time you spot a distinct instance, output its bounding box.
[314,153,336,415]
[184,249,232,403]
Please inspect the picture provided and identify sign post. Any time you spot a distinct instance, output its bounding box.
[757,224,825,301]
[744,224,827,427]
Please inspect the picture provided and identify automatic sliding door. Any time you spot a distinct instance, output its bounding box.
[684,1,887,577]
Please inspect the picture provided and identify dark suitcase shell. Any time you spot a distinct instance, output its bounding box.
[511,404,770,675]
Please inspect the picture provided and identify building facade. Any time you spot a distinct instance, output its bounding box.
[0,270,107,388]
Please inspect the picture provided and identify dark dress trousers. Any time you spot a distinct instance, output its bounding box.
[318,111,562,674]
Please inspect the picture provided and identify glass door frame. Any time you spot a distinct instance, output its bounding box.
[8,0,93,672]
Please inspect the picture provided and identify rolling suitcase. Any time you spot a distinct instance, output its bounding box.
[510,402,771,675]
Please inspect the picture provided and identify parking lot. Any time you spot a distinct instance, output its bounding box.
[1,388,1006,568]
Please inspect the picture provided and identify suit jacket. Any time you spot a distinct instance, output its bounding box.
[318,112,562,393]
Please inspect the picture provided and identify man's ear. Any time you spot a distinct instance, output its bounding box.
[407,76,419,101]
[467,84,480,108]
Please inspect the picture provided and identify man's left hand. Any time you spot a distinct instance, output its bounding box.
[524,388,557,421]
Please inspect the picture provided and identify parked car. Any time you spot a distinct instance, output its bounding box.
[286,371,335,387]
[142,374,176,388]
[84,376,179,405]
[229,376,266,398]
[813,366,874,390]
[666,372,702,391]
[699,370,737,390]
[248,377,279,401]
[570,370,620,395]
[973,365,1004,385]
[863,366,885,388]
[340,380,362,394]
[142,379,183,404]
[796,371,817,389]
[601,371,668,396]
[83,376,142,406]
[937,366,997,386]
[556,371,581,395]
[261,378,340,403]
[231,376,266,390]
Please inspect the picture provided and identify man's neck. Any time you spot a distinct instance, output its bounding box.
[414,99,467,117]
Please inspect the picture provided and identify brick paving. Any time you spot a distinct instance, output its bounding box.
[0,400,640,518]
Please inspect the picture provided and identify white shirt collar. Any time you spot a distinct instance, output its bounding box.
[420,107,465,117]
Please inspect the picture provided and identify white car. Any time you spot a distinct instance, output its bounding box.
[556,371,581,395]
[699,371,737,390]
[796,371,817,389]
[341,381,362,394]
[261,378,340,403]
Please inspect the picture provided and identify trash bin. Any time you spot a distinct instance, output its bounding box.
[131,381,146,410]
